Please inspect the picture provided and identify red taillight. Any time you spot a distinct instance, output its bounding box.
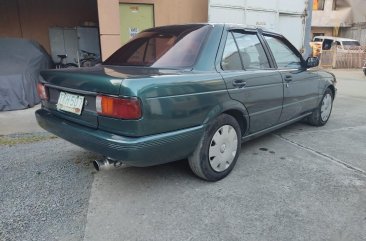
[96,95,142,120]
[37,83,48,100]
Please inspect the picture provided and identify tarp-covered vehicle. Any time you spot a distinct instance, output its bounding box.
[0,38,52,111]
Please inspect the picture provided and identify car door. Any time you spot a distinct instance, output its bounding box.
[219,29,284,134]
[262,33,320,123]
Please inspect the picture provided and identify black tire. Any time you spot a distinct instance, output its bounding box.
[188,114,241,181]
[363,68,366,76]
[307,88,334,126]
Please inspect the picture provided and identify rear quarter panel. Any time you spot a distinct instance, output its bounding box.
[99,71,241,137]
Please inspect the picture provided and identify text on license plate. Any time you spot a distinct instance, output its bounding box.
[57,92,84,115]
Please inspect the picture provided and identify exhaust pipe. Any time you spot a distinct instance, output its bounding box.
[93,158,124,171]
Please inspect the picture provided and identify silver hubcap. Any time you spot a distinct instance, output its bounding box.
[209,125,238,172]
[321,93,332,122]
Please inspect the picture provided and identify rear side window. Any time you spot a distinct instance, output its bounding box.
[221,32,242,71]
[264,35,302,69]
[221,31,270,71]
[104,25,210,68]
[342,41,361,46]
[233,32,270,69]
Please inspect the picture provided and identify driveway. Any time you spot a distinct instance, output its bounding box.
[1,69,365,241]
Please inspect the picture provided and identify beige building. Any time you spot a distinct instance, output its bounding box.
[0,0,208,60]
[98,0,208,60]
[312,0,366,44]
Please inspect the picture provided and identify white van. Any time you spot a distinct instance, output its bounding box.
[313,36,361,51]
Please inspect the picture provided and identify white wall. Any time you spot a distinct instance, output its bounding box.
[208,0,308,50]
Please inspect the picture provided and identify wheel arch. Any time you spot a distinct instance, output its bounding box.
[203,100,249,137]
[327,84,336,98]
[223,109,248,137]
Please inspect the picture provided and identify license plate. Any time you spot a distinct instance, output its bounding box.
[57,91,84,115]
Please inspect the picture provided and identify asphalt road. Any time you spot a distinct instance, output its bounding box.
[0,135,97,241]
[1,69,366,241]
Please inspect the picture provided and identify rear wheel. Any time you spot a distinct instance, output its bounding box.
[188,114,241,181]
[307,88,333,126]
[363,68,366,76]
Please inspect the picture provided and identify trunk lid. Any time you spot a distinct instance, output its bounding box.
[41,66,125,95]
[40,65,180,129]
[41,66,126,128]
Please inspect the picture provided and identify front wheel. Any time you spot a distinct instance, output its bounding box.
[363,68,366,76]
[188,114,241,181]
[307,88,334,126]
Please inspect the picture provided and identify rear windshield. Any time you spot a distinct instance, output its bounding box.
[104,25,210,68]
[342,41,360,46]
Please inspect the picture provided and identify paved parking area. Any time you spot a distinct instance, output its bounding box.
[1,69,366,241]
[83,70,366,241]
[0,104,43,135]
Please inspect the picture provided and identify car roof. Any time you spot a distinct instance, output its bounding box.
[313,36,359,42]
[141,23,285,41]
[213,23,284,38]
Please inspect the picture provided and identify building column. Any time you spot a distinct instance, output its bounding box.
[97,0,121,60]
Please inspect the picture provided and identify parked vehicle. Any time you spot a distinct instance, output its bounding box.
[36,24,336,181]
[310,36,362,57]
[313,36,361,49]
[0,38,52,111]
[363,59,366,76]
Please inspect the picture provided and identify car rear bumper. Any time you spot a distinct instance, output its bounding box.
[36,109,204,167]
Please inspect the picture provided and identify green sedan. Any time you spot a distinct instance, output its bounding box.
[36,24,336,181]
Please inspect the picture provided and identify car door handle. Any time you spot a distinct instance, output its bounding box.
[232,79,247,88]
[284,75,293,82]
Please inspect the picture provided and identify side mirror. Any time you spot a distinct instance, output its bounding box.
[306,57,319,68]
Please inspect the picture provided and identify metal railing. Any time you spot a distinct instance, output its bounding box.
[319,46,366,69]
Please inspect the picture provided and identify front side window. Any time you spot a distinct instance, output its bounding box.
[221,31,270,71]
[233,32,270,69]
[322,39,333,50]
[265,36,302,69]
[104,25,210,68]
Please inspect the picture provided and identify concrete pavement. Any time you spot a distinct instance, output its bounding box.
[83,69,366,241]
[0,104,43,135]
[84,136,366,241]
[1,69,366,241]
